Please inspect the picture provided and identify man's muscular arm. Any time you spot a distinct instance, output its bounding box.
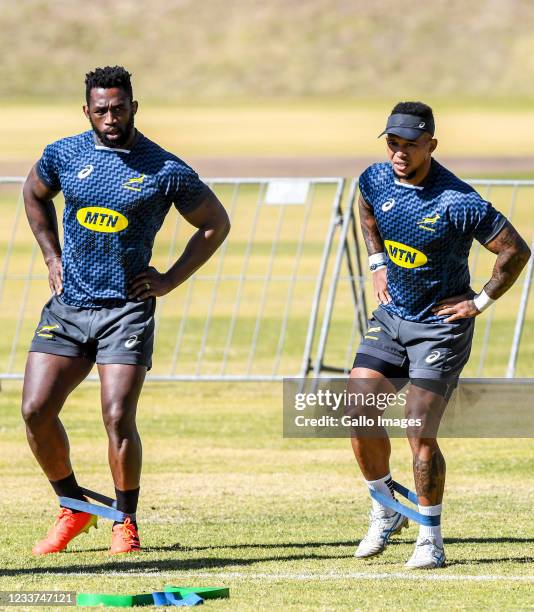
[359,195,391,305]
[482,222,531,298]
[129,188,230,299]
[433,221,531,322]
[359,195,384,255]
[23,165,63,295]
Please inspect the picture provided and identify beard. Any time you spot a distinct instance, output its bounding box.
[90,113,135,148]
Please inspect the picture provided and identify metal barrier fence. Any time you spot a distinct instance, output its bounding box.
[0,176,346,380]
[312,178,534,379]
[1,176,533,381]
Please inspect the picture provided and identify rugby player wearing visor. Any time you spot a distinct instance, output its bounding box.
[350,101,530,568]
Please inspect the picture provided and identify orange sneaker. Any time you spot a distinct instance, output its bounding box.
[32,507,97,555]
[110,517,141,554]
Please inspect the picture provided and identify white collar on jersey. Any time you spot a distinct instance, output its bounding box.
[394,179,424,190]
[94,145,131,154]
[93,129,140,153]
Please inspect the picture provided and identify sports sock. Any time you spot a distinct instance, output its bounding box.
[50,472,85,513]
[365,473,396,516]
[418,503,443,546]
[114,487,140,528]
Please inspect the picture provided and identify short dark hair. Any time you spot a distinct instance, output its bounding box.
[391,101,434,124]
[85,66,133,104]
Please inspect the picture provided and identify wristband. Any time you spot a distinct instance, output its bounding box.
[473,289,495,313]
[369,252,387,272]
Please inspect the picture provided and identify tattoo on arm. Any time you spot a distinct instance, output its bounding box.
[413,450,446,503]
[358,195,384,255]
[483,222,531,299]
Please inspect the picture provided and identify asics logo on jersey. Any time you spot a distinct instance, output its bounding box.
[418,122,425,128]
[425,350,441,364]
[417,213,441,232]
[76,206,129,233]
[381,198,395,212]
[123,174,146,192]
[77,164,94,179]
[385,240,428,269]
[124,334,139,349]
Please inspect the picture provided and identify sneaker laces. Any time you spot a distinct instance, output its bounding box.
[366,510,395,538]
[119,518,138,544]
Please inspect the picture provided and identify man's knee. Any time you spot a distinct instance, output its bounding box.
[103,402,137,436]
[409,436,440,457]
[21,397,55,428]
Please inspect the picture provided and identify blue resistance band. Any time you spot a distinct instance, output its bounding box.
[80,487,117,508]
[369,481,440,526]
[60,488,136,523]
[59,496,128,522]
[152,592,204,607]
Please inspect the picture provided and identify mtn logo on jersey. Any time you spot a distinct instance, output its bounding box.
[77,164,94,179]
[417,213,441,232]
[381,198,395,212]
[123,174,146,192]
[76,207,129,233]
[385,240,428,268]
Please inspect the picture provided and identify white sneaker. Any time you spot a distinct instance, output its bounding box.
[405,536,446,569]
[354,509,409,558]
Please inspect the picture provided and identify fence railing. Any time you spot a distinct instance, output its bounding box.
[1,176,532,381]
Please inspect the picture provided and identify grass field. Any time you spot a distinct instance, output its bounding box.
[0,101,533,610]
[2,103,534,162]
[0,382,533,610]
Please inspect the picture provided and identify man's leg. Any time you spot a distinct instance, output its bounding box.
[349,362,409,558]
[22,352,96,554]
[404,382,449,569]
[22,352,93,481]
[349,367,393,480]
[98,363,146,553]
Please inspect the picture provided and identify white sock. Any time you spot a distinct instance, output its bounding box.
[418,504,443,546]
[365,473,395,516]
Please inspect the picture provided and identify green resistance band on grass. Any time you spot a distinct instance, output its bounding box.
[77,587,229,607]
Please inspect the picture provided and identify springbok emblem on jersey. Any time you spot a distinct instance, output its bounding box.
[123,174,146,192]
[417,213,441,232]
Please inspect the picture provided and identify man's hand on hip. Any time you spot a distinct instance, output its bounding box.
[372,267,392,305]
[432,292,479,322]
[128,267,173,300]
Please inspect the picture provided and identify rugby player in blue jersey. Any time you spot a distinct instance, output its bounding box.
[350,101,529,568]
[21,66,230,555]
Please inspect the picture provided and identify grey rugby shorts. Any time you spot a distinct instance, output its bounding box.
[29,295,156,369]
[355,306,475,381]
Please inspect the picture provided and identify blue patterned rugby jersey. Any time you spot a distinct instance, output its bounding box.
[37,130,207,307]
[358,160,506,322]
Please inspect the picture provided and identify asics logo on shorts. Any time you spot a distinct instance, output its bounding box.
[77,164,94,179]
[425,350,441,364]
[124,334,139,349]
[381,198,395,212]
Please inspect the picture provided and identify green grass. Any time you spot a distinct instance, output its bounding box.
[0,382,533,610]
[2,103,534,161]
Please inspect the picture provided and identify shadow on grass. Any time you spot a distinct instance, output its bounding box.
[0,551,348,577]
[4,537,532,576]
[148,536,534,553]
